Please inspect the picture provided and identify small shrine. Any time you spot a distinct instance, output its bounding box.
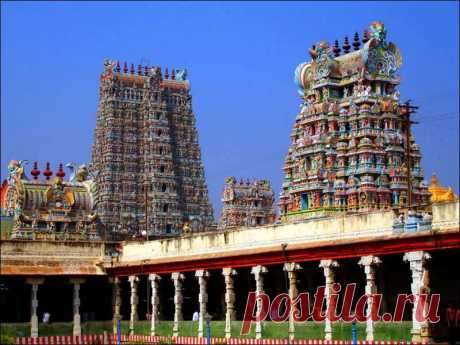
[279,22,431,222]
[218,177,276,229]
[0,160,101,240]
[428,173,458,203]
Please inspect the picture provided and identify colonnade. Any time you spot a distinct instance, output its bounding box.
[110,250,432,342]
[25,277,85,337]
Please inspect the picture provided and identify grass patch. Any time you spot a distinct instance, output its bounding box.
[0,320,411,340]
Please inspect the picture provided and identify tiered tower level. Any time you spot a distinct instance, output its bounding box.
[91,60,214,236]
[218,177,276,229]
[279,22,431,221]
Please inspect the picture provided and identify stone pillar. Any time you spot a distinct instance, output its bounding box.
[251,265,267,339]
[358,255,381,341]
[26,278,44,337]
[69,278,86,336]
[149,274,161,336]
[284,263,302,340]
[319,259,339,341]
[195,270,209,338]
[128,275,139,336]
[171,272,185,337]
[403,251,432,343]
[110,277,122,336]
[222,268,237,339]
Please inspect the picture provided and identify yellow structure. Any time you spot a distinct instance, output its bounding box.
[428,174,458,203]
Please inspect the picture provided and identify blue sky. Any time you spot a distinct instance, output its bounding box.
[2,1,459,216]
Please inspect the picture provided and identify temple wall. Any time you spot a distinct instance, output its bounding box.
[0,240,117,275]
[432,200,460,228]
[1,202,458,275]
[120,201,459,263]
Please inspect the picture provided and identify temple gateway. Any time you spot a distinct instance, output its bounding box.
[1,22,459,344]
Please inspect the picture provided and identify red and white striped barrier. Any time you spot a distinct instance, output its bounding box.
[16,334,114,345]
[121,335,422,345]
[17,334,422,345]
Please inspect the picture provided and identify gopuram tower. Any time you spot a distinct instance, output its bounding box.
[91,60,214,236]
[279,22,431,222]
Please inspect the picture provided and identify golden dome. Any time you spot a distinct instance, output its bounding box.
[428,174,458,203]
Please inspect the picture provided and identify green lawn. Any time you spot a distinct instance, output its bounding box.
[0,320,411,341]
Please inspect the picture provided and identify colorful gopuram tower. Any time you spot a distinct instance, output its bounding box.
[218,177,276,229]
[91,60,214,236]
[279,22,431,221]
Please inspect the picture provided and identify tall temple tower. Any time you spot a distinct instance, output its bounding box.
[279,22,431,222]
[91,60,214,236]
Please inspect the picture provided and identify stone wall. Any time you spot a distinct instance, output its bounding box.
[0,240,118,275]
[119,201,459,264]
[432,201,460,229]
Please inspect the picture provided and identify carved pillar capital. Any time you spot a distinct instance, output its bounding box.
[195,269,210,278]
[149,273,161,282]
[222,267,237,277]
[128,275,139,284]
[283,262,302,272]
[358,255,382,267]
[26,278,45,286]
[171,272,185,283]
[251,265,267,293]
[319,259,339,269]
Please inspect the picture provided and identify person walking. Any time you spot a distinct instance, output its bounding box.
[192,310,199,322]
[42,312,50,324]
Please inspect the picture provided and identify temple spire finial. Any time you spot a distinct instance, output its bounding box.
[353,32,360,50]
[43,162,53,180]
[343,36,350,54]
[56,163,65,178]
[362,29,369,44]
[31,162,40,180]
[333,39,341,57]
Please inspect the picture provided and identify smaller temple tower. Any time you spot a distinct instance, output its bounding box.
[428,174,458,203]
[218,177,276,229]
[279,22,431,222]
[0,160,101,240]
